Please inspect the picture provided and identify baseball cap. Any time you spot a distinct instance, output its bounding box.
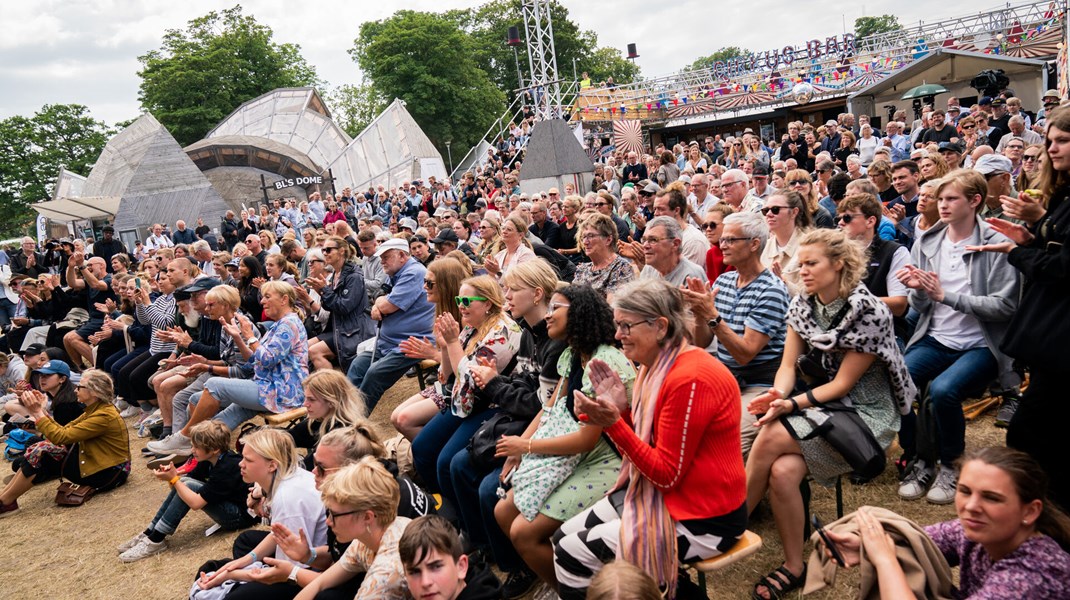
[825,120,839,128]
[641,182,662,195]
[36,360,71,378]
[938,141,965,154]
[474,199,488,208]
[179,278,222,294]
[991,97,1006,107]
[21,343,47,357]
[973,154,1013,175]
[431,229,459,245]
[374,237,410,258]
[752,165,770,176]
[226,258,240,268]
[678,174,692,185]
[978,96,993,106]
[399,218,418,232]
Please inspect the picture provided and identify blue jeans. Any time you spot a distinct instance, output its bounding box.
[412,408,499,507]
[0,297,15,328]
[450,448,523,572]
[149,478,249,535]
[902,335,997,465]
[189,379,261,432]
[346,349,419,414]
[109,345,148,383]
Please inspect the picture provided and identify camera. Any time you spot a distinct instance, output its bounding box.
[970,69,1010,97]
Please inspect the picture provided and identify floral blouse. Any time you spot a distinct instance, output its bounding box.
[573,255,636,297]
[339,517,413,600]
[451,315,524,417]
[253,312,309,413]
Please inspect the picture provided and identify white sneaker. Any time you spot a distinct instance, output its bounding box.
[146,432,192,455]
[117,532,147,553]
[119,538,167,563]
[119,405,141,419]
[897,460,935,500]
[114,399,131,412]
[926,465,958,505]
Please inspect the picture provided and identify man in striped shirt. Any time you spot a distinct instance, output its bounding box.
[686,212,789,460]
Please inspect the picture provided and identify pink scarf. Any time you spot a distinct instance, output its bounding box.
[616,341,693,598]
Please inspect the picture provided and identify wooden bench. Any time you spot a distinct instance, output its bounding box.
[263,407,308,428]
[686,530,763,597]
[415,359,440,389]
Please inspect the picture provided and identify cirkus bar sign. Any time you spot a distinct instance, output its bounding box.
[712,34,857,78]
[273,176,324,190]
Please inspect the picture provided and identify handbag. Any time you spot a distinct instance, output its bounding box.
[466,412,526,472]
[55,480,96,506]
[792,400,887,480]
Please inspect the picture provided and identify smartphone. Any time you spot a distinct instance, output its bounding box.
[812,514,846,567]
[135,278,141,289]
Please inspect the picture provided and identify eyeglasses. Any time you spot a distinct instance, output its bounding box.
[454,296,488,307]
[718,237,754,246]
[1006,145,1024,150]
[309,258,325,264]
[1023,154,1041,161]
[424,279,435,290]
[760,206,789,216]
[76,384,89,390]
[614,318,655,335]
[580,233,604,242]
[836,213,864,223]
[701,222,719,230]
[639,235,667,245]
[325,507,358,521]
[547,301,570,313]
[722,180,744,187]
[313,463,340,476]
[787,180,808,187]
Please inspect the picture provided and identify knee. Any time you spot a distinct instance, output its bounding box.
[63,330,78,344]
[927,378,958,406]
[769,457,806,493]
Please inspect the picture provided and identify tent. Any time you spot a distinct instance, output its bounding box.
[518,119,594,196]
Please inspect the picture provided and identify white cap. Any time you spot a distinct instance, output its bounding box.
[374,237,410,258]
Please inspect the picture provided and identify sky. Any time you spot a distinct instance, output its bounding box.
[0,0,983,125]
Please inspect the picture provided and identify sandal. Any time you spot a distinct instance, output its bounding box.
[751,565,806,600]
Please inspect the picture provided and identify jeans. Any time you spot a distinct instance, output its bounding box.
[149,478,249,535]
[902,335,997,465]
[346,349,419,414]
[411,408,499,508]
[172,373,210,432]
[0,297,15,328]
[110,346,148,388]
[188,379,260,432]
[449,448,523,572]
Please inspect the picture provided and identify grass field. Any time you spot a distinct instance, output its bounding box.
[0,374,1004,599]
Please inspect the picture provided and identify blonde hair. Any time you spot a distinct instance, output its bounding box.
[318,419,387,462]
[79,369,114,405]
[501,258,559,303]
[320,456,399,528]
[260,280,297,309]
[586,560,663,600]
[936,168,987,213]
[459,275,508,355]
[206,284,240,311]
[798,228,866,299]
[303,370,367,436]
[243,428,299,502]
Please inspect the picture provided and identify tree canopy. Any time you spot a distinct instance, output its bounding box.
[0,104,112,237]
[854,15,903,41]
[689,47,748,72]
[137,6,319,146]
[325,83,388,138]
[351,10,507,158]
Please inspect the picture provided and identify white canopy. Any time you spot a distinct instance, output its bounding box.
[32,196,121,222]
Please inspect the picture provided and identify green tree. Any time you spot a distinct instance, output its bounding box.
[854,15,902,40]
[688,47,748,72]
[0,104,111,237]
[137,6,319,146]
[351,10,506,158]
[325,83,389,138]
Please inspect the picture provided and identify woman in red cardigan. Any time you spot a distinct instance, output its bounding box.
[554,278,747,599]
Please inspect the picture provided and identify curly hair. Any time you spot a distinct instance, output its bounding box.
[556,284,616,357]
[798,228,866,299]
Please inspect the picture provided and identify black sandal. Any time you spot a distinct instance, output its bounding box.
[751,565,806,600]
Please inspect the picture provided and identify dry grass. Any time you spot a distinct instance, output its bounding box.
[0,375,1007,600]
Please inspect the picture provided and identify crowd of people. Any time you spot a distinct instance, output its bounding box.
[1,88,1070,600]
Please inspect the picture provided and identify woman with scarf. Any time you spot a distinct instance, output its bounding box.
[555,278,747,599]
[743,229,913,599]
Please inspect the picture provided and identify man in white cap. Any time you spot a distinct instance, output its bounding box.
[1037,89,1061,124]
[346,238,434,414]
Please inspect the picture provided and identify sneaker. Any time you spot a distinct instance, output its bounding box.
[117,532,148,553]
[146,432,192,455]
[119,538,167,563]
[114,399,131,412]
[926,465,958,505]
[147,454,187,470]
[995,395,1020,428]
[502,567,538,600]
[176,457,199,475]
[0,500,18,519]
[897,460,935,500]
[119,405,140,419]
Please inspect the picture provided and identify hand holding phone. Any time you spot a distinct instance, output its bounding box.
[812,514,846,567]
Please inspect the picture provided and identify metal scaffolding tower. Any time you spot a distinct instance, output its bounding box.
[522,0,562,120]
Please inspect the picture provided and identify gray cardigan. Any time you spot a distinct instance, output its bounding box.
[907,215,1020,384]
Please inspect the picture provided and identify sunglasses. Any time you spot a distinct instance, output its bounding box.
[836,213,862,223]
[701,222,719,230]
[1024,154,1040,161]
[760,206,789,216]
[454,296,488,307]
[322,247,338,254]
[787,180,808,187]
[424,280,435,290]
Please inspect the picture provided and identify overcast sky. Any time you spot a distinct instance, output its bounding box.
[1,0,982,125]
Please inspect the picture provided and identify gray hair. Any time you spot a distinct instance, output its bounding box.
[306,247,325,262]
[191,240,211,254]
[722,168,750,185]
[722,212,769,248]
[645,216,682,251]
[611,279,693,348]
[1009,115,1025,127]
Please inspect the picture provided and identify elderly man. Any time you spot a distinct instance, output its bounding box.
[346,238,435,413]
[687,211,788,459]
[10,238,46,278]
[244,234,268,266]
[883,121,911,163]
[1001,136,1026,177]
[720,168,763,214]
[621,151,647,184]
[188,240,215,277]
[528,200,560,248]
[995,116,1042,152]
[144,223,174,254]
[62,254,116,369]
[652,182,708,265]
[171,220,196,245]
[638,216,706,286]
[688,173,719,223]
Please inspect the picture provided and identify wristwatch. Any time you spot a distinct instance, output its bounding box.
[287,565,300,582]
[707,315,723,330]
[245,336,257,346]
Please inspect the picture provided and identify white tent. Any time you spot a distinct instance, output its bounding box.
[323,99,448,191]
[33,195,121,221]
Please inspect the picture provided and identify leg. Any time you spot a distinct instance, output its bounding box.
[0,469,36,505]
[116,350,155,401]
[553,493,623,600]
[148,479,202,536]
[349,350,419,414]
[201,377,265,431]
[63,329,92,368]
[900,336,960,460]
[178,387,221,436]
[510,513,564,586]
[739,385,765,462]
[1008,367,1070,512]
[745,420,803,513]
[391,395,441,441]
[411,411,464,493]
[492,490,521,542]
[927,347,997,465]
[435,410,499,509]
[128,351,171,404]
[156,373,191,427]
[308,339,336,371]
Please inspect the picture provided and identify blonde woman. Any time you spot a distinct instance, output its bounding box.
[290,370,367,470]
[193,428,327,596]
[484,215,536,279]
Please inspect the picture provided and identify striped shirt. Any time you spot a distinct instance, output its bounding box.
[712,269,789,378]
[135,293,177,355]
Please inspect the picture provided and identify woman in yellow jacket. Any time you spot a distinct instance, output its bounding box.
[0,365,130,517]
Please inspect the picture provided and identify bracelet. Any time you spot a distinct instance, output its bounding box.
[527,439,533,455]
[788,398,800,413]
[308,546,318,563]
[248,551,257,563]
[169,475,181,486]
[806,388,819,406]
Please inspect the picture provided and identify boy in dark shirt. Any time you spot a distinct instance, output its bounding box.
[401,515,503,600]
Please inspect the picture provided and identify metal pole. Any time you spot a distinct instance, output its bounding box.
[513,47,524,91]
[446,142,453,173]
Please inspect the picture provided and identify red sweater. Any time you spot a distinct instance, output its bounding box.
[705,245,734,283]
[606,350,746,521]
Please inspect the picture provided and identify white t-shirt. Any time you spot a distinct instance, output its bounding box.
[681,225,711,266]
[269,468,329,563]
[928,235,986,351]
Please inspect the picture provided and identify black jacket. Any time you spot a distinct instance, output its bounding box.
[478,320,565,421]
[319,262,375,370]
[457,567,503,600]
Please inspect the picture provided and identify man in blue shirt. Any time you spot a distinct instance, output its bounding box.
[346,238,435,413]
